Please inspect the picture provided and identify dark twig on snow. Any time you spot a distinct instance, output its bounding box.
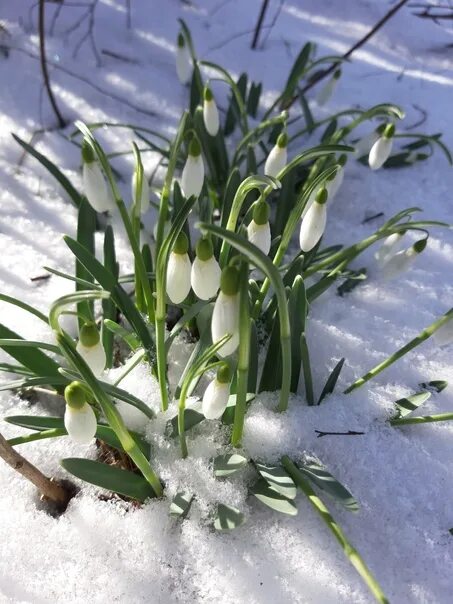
[315,430,365,438]
[251,0,270,49]
[30,273,51,282]
[362,212,384,224]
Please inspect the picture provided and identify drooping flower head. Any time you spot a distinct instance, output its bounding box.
[247,200,271,255]
[176,32,192,85]
[299,186,328,252]
[202,363,232,420]
[203,85,220,137]
[81,141,115,213]
[191,237,221,300]
[167,231,192,304]
[212,265,240,358]
[76,322,106,376]
[264,132,288,179]
[316,68,341,106]
[181,136,204,199]
[375,232,405,268]
[369,123,395,170]
[64,381,97,444]
[380,238,427,280]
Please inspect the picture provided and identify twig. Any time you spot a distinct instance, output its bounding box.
[101,48,139,64]
[315,429,365,438]
[251,0,270,49]
[362,212,384,224]
[30,273,51,282]
[404,104,428,130]
[38,0,66,128]
[260,0,284,48]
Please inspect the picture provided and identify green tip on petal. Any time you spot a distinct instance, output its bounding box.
[252,201,270,225]
[189,136,202,157]
[81,140,95,164]
[217,363,231,384]
[333,68,342,80]
[376,123,386,135]
[338,153,348,167]
[64,381,87,410]
[196,236,214,261]
[277,132,288,149]
[413,238,427,254]
[383,123,395,139]
[316,187,328,205]
[204,86,214,102]
[79,322,100,348]
[220,265,240,296]
[177,33,185,48]
[173,231,189,255]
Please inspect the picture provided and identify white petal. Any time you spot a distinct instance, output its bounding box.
[131,171,150,215]
[176,46,192,84]
[247,220,271,255]
[369,137,393,170]
[326,167,344,203]
[203,99,219,136]
[82,162,115,213]
[202,379,230,419]
[433,319,453,347]
[166,252,192,304]
[301,189,317,218]
[316,77,337,106]
[64,403,97,444]
[181,155,204,198]
[191,256,221,300]
[299,201,327,252]
[375,233,403,268]
[211,292,240,357]
[76,341,106,376]
[380,248,417,280]
[354,131,379,158]
[264,145,287,178]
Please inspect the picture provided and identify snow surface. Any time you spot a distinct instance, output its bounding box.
[1,1,453,602]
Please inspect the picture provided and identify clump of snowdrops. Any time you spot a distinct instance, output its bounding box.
[2,20,453,603]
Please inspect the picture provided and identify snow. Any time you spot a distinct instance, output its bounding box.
[1,1,453,603]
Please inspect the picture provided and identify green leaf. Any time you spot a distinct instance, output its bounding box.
[281,42,312,105]
[102,225,119,368]
[318,358,345,404]
[298,91,315,133]
[0,294,48,325]
[221,392,256,425]
[166,408,204,437]
[213,453,248,477]
[170,491,194,518]
[298,461,359,511]
[419,380,448,394]
[394,391,431,418]
[289,276,308,393]
[255,462,297,499]
[103,320,141,352]
[337,268,367,297]
[247,81,262,118]
[76,197,96,329]
[213,503,246,531]
[61,458,156,502]
[251,479,298,515]
[0,375,67,392]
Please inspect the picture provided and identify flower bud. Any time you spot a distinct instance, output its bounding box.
[264,133,287,178]
[191,238,221,300]
[212,266,240,357]
[380,238,425,280]
[176,32,192,85]
[181,138,204,199]
[299,187,328,252]
[375,232,404,268]
[247,201,271,255]
[316,69,341,106]
[202,364,232,419]
[64,381,96,444]
[76,322,106,376]
[203,86,219,136]
[368,124,395,170]
[82,141,115,213]
[131,170,150,215]
[167,232,192,304]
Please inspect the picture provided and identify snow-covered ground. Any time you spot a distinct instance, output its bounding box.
[1,1,453,602]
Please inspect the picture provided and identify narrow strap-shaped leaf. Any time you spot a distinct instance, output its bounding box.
[213,503,246,531]
[298,461,359,511]
[318,358,345,404]
[394,391,431,418]
[213,453,248,477]
[102,226,118,368]
[76,197,96,329]
[251,479,298,515]
[170,491,194,518]
[0,294,48,324]
[300,333,314,406]
[0,324,61,379]
[103,319,141,352]
[255,462,297,499]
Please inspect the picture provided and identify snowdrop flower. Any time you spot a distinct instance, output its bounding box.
[131,170,150,215]
[316,69,341,106]
[247,200,271,255]
[264,132,288,179]
[353,127,382,158]
[369,123,395,170]
[299,187,328,252]
[202,364,232,420]
[76,322,106,376]
[380,238,426,280]
[82,141,115,213]
[176,32,192,85]
[181,137,204,199]
[325,154,347,203]
[191,237,221,300]
[64,381,97,445]
[433,319,453,347]
[212,265,240,358]
[166,231,192,304]
[375,232,405,268]
[203,86,219,136]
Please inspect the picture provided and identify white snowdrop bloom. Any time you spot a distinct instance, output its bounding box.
[131,170,150,215]
[353,129,380,158]
[76,322,106,376]
[299,187,328,252]
[433,319,453,347]
[191,238,221,300]
[212,266,240,358]
[82,142,115,213]
[176,33,192,85]
[264,132,288,179]
[166,232,192,304]
[316,69,341,106]
[247,201,271,255]
[203,86,219,136]
[181,138,204,198]
[202,365,231,420]
[64,382,97,445]
[369,124,395,170]
[380,239,426,281]
[375,232,404,268]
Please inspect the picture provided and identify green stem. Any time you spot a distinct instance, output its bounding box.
[8,428,66,446]
[390,413,453,426]
[281,457,389,604]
